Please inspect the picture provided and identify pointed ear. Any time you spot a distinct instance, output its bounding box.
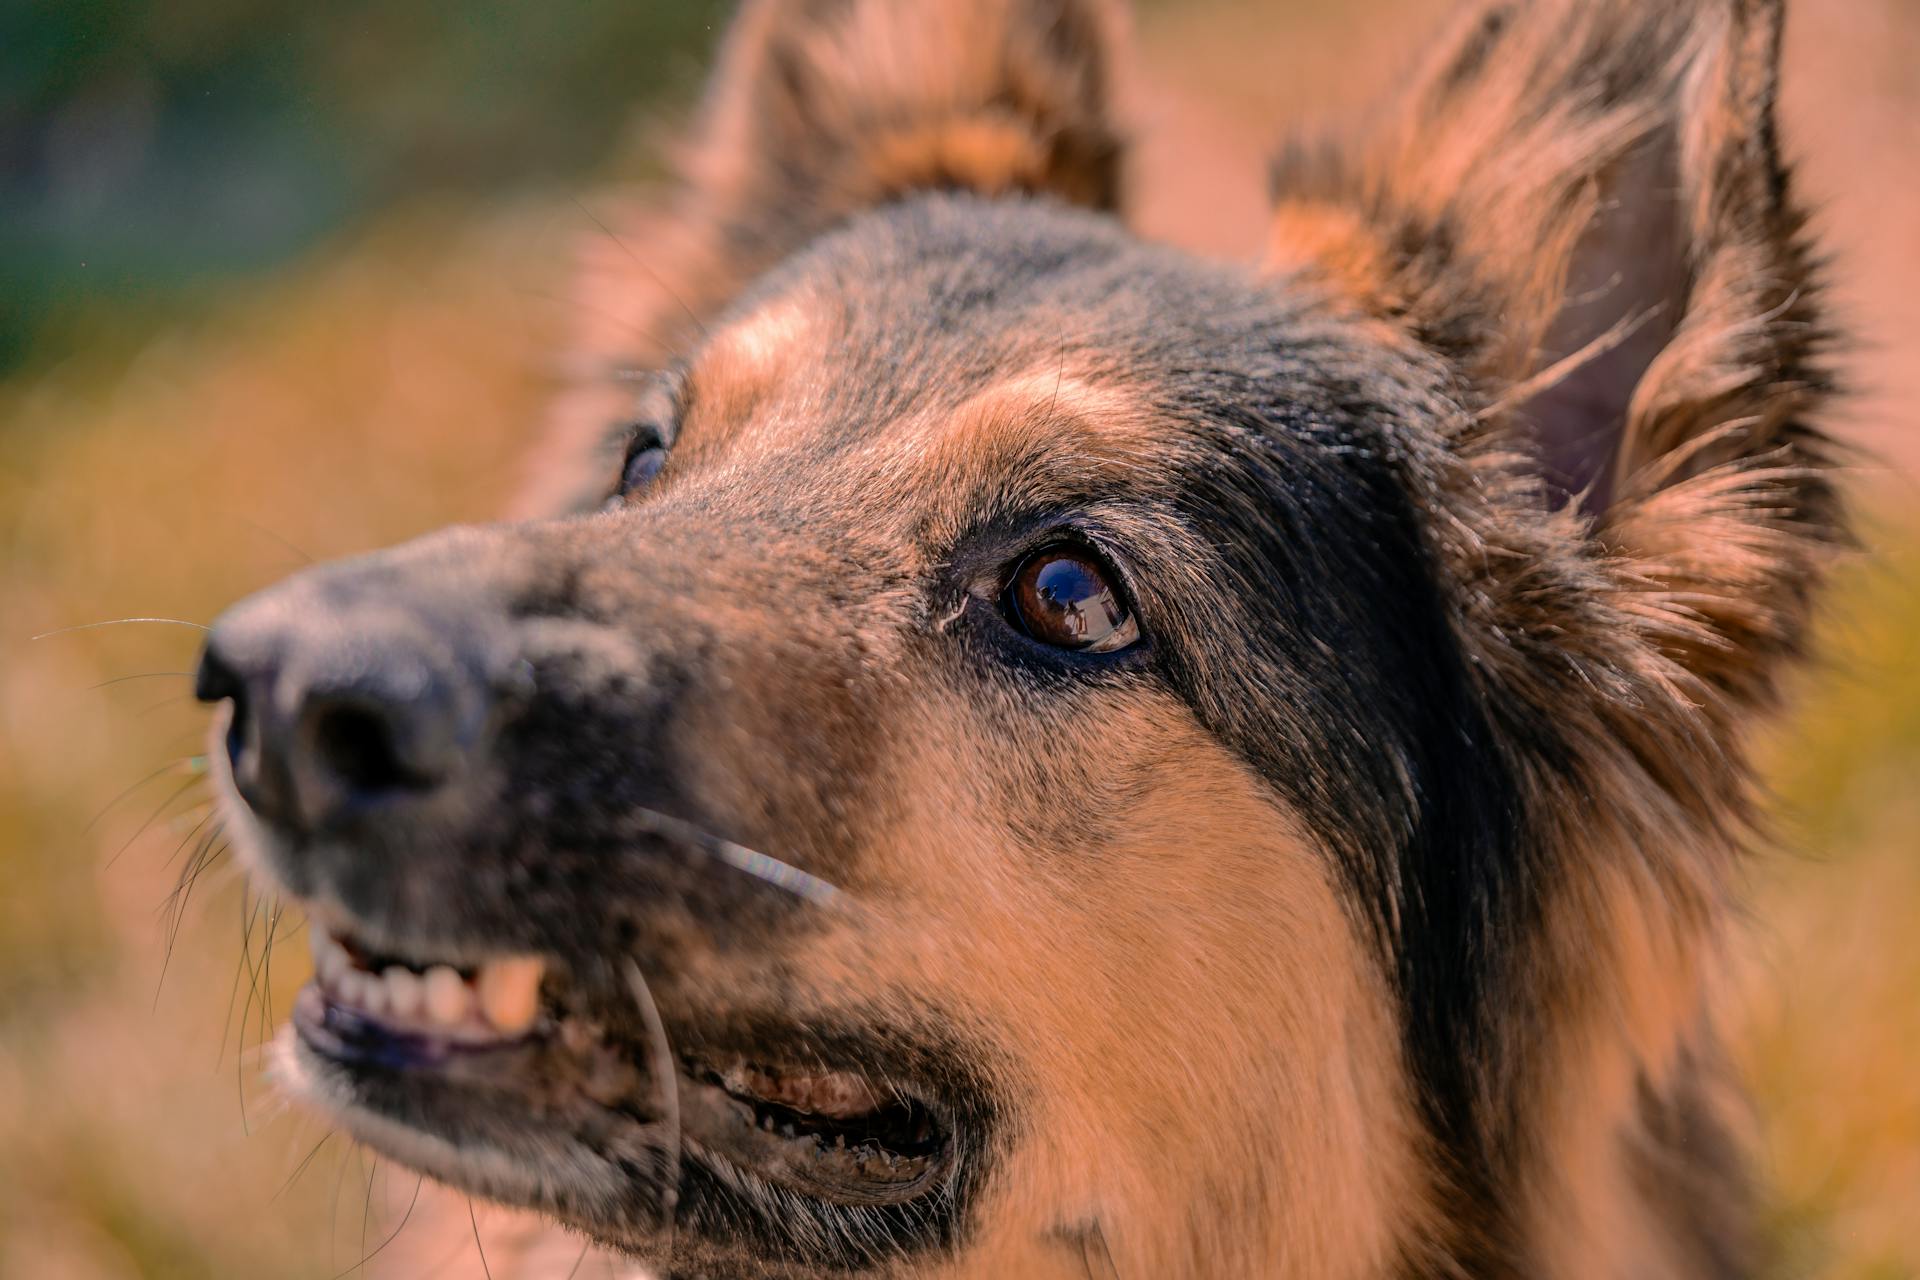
[700,0,1129,235]
[529,0,1131,515]
[625,0,1129,328]
[1269,0,1844,702]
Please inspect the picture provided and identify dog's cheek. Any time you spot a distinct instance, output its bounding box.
[820,685,1435,1278]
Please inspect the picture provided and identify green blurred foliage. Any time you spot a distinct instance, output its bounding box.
[0,0,727,371]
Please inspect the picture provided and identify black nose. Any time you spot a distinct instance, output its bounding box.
[195,584,495,833]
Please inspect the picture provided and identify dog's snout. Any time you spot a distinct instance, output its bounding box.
[195,581,493,833]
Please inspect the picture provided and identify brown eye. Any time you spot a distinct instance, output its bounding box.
[1005,546,1140,654]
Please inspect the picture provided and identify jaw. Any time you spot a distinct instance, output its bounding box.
[264,906,979,1271]
[209,735,988,1269]
[272,1020,672,1232]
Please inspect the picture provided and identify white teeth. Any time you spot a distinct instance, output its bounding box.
[382,966,423,1019]
[423,965,471,1026]
[310,928,350,985]
[307,927,543,1040]
[476,956,545,1034]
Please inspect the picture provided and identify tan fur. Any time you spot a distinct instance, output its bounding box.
[740,699,1431,1277]
[498,0,1841,1273]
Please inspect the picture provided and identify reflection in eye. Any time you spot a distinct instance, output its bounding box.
[1004,547,1140,654]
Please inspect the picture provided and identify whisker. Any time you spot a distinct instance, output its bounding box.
[216,887,256,1069]
[328,1142,356,1278]
[135,693,199,718]
[85,755,203,833]
[574,197,708,342]
[358,1154,378,1277]
[469,1197,496,1280]
[273,1131,337,1202]
[105,774,208,869]
[31,617,209,640]
[159,823,231,999]
[156,813,221,936]
[630,805,849,910]
[236,516,316,566]
[329,1173,423,1280]
[624,958,681,1258]
[563,1237,592,1280]
[151,813,219,1008]
[260,896,286,1047]
[88,671,195,690]
[237,886,270,1132]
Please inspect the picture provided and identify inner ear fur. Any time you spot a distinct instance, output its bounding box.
[633,0,1130,330]
[669,0,1129,314]
[704,0,1129,232]
[1269,0,1845,707]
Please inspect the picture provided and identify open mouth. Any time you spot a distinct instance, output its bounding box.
[291,920,955,1221]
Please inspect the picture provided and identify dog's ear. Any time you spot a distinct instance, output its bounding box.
[635,0,1127,326]
[1270,0,1842,705]
[697,0,1127,237]
[531,0,1130,515]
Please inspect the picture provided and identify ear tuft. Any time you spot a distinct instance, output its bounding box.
[1268,0,1845,705]
[696,0,1128,256]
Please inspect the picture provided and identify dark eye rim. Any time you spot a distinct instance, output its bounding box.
[604,364,688,507]
[994,534,1146,659]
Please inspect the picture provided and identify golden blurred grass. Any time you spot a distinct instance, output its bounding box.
[0,208,575,1278]
[1747,523,1920,1279]
[1,3,1916,1276]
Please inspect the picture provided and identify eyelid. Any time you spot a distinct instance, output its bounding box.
[628,365,689,449]
[605,365,689,505]
[971,522,1141,605]
[623,423,668,456]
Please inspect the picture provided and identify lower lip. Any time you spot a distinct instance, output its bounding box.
[292,983,516,1071]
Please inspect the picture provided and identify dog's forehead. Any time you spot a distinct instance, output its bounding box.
[682,329,1176,520]
[685,199,1160,430]
[666,194,1365,533]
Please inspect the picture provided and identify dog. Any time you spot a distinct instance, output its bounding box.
[192,0,1846,1274]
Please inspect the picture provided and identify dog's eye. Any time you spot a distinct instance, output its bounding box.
[616,442,668,498]
[1004,546,1140,654]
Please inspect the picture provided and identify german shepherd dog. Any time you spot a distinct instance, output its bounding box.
[192,0,1845,1274]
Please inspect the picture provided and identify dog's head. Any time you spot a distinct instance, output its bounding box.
[195,0,1841,1275]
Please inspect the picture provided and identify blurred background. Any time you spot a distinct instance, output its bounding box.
[1,1,1914,1276]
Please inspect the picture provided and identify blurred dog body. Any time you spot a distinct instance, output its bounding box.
[194,0,1845,1275]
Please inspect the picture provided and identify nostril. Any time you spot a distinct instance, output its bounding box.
[193,643,252,776]
[307,699,437,796]
[193,644,242,704]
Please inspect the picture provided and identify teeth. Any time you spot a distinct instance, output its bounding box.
[423,965,471,1026]
[359,972,390,1016]
[476,957,545,1034]
[310,927,350,985]
[383,967,423,1019]
[307,927,544,1040]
